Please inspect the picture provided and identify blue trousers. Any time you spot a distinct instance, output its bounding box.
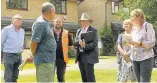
[133,57,154,82]
[3,52,22,82]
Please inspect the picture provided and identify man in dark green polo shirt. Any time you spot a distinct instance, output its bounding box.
[30,2,56,82]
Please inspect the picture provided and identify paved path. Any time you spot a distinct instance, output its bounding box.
[1,59,117,77]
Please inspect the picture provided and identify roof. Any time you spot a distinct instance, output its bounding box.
[1,17,80,32]
[111,21,123,31]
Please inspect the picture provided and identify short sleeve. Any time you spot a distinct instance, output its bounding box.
[117,33,123,45]
[143,23,155,46]
[31,22,46,43]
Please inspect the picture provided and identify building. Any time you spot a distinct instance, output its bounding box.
[1,0,83,48]
[78,0,124,29]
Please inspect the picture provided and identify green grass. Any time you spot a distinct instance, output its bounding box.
[1,69,157,82]
[1,63,36,71]
[1,58,75,71]
[99,55,116,60]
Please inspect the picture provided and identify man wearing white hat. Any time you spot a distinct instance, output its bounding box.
[74,13,99,82]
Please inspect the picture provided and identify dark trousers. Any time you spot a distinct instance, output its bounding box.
[3,52,22,82]
[55,59,66,82]
[78,53,96,82]
[133,57,154,82]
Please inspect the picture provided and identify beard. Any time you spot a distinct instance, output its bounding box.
[55,26,62,30]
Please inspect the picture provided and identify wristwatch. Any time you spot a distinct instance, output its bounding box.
[140,41,142,46]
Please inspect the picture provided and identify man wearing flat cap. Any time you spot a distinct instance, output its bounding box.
[74,13,99,82]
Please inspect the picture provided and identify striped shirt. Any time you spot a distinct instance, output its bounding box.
[131,22,155,61]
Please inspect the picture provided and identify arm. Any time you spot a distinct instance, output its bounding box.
[1,28,8,61]
[30,41,38,56]
[142,24,155,49]
[117,44,128,55]
[30,22,46,56]
[1,28,8,51]
[129,24,155,49]
[84,29,98,51]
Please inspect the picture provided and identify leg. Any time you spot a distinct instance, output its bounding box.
[140,58,154,82]
[35,63,55,82]
[4,62,14,82]
[132,61,140,82]
[84,63,96,82]
[3,53,15,82]
[11,55,22,82]
[56,59,66,82]
[78,61,87,82]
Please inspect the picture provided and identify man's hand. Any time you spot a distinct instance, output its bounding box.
[80,39,86,48]
[30,41,38,56]
[26,55,33,62]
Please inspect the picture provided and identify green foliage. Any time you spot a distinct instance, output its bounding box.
[115,9,130,21]
[99,26,115,56]
[124,0,157,25]
[68,48,76,58]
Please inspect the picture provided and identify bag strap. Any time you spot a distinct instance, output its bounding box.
[120,33,124,49]
[145,22,148,32]
[145,22,148,40]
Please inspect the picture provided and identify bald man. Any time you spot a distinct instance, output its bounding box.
[30,2,56,82]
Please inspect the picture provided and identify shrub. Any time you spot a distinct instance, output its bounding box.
[68,48,76,58]
[99,26,115,56]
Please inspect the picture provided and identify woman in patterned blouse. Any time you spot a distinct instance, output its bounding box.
[117,19,136,83]
[128,9,155,82]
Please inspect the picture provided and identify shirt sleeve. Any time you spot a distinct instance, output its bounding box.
[1,27,8,51]
[143,23,156,47]
[31,22,46,43]
[68,33,73,46]
[117,33,122,45]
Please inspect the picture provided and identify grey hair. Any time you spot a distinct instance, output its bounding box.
[12,14,22,23]
[42,2,55,13]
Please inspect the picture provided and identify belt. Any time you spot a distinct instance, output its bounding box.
[10,52,21,55]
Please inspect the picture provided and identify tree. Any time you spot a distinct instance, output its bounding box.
[116,0,157,26]
[125,0,157,26]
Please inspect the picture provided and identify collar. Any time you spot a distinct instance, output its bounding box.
[82,26,89,31]
[11,24,21,31]
[141,22,147,29]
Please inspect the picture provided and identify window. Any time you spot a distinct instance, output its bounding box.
[112,1,119,14]
[6,0,28,10]
[50,0,67,14]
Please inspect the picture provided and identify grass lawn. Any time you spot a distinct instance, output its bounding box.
[1,69,157,82]
[99,55,117,60]
[1,58,75,71]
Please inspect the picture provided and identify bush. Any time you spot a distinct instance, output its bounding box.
[99,26,115,56]
[68,48,76,58]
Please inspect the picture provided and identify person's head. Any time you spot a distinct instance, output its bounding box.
[123,19,132,33]
[12,14,23,29]
[79,13,92,28]
[54,18,63,30]
[130,9,145,27]
[42,2,55,20]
